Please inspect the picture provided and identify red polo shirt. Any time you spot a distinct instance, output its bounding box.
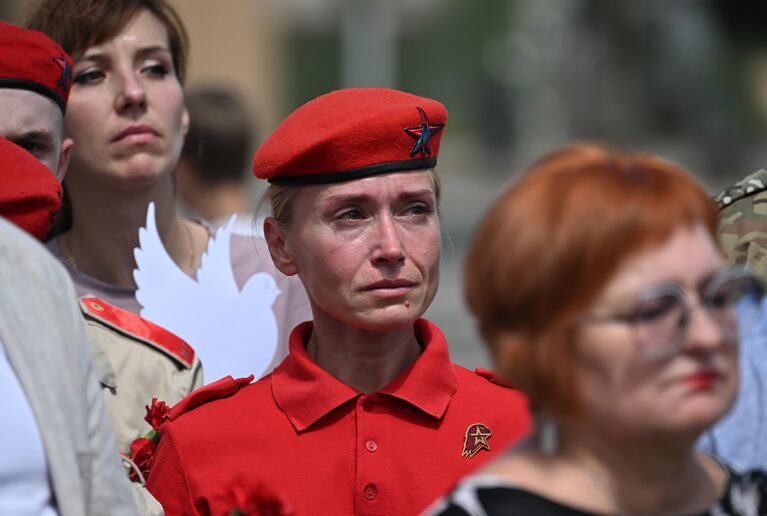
[147,320,530,515]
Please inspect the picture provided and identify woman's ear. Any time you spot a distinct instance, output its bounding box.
[263,217,299,276]
[181,107,190,137]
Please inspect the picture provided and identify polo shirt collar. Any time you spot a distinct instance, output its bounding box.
[272,319,458,432]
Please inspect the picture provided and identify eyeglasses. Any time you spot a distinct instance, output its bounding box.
[579,267,764,361]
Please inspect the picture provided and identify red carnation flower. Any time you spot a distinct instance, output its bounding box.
[144,397,170,431]
[128,436,157,483]
[125,397,170,483]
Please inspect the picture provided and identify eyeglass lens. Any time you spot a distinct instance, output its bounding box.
[634,292,687,359]
[632,274,763,359]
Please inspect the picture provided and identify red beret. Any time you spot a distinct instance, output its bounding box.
[0,21,73,114]
[253,88,447,185]
[0,137,63,240]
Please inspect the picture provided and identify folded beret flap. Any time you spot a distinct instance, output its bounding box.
[253,88,447,185]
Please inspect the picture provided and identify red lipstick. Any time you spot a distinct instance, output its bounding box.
[683,370,721,390]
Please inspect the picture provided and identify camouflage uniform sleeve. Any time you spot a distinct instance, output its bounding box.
[714,169,767,286]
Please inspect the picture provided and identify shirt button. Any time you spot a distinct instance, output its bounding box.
[362,399,374,412]
[363,484,377,500]
[365,439,378,452]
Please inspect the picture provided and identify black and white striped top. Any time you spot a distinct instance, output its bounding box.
[426,467,767,516]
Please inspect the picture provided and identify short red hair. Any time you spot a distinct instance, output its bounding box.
[464,143,718,419]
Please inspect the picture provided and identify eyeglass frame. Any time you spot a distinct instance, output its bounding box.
[577,266,764,361]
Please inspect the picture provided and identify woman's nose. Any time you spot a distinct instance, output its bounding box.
[114,70,147,112]
[684,304,727,353]
[373,216,405,264]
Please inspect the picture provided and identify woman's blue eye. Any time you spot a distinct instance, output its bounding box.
[404,203,434,218]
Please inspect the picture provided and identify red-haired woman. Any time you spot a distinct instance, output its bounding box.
[429,143,767,515]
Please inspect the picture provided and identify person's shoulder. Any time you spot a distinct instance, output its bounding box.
[128,375,265,483]
[80,295,197,370]
[714,169,767,212]
[455,366,527,398]
[452,365,531,423]
[714,170,767,283]
[162,374,268,427]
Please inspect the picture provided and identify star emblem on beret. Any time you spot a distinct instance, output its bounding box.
[404,107,444,158]
[52,54,72,93]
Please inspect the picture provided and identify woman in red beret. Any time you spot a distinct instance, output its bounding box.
[428,143,767,515]
[145,88,531,515]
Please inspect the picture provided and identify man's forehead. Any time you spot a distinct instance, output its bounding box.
[0,88,63,134]
[0,87,61,106]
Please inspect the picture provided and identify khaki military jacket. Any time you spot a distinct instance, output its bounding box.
[80,295,203,453]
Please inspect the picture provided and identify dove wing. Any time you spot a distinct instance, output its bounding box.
[195,214,239,298]
[133,202,199,333]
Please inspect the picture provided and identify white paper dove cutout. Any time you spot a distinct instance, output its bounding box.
[134,202,281,383]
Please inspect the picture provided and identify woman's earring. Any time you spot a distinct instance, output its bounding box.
[537,414,558,456]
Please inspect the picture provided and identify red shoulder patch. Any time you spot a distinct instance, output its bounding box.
[474,368,515,388]
[167,375,254,421]
[80,295,196,368]
[474,368,496,382]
